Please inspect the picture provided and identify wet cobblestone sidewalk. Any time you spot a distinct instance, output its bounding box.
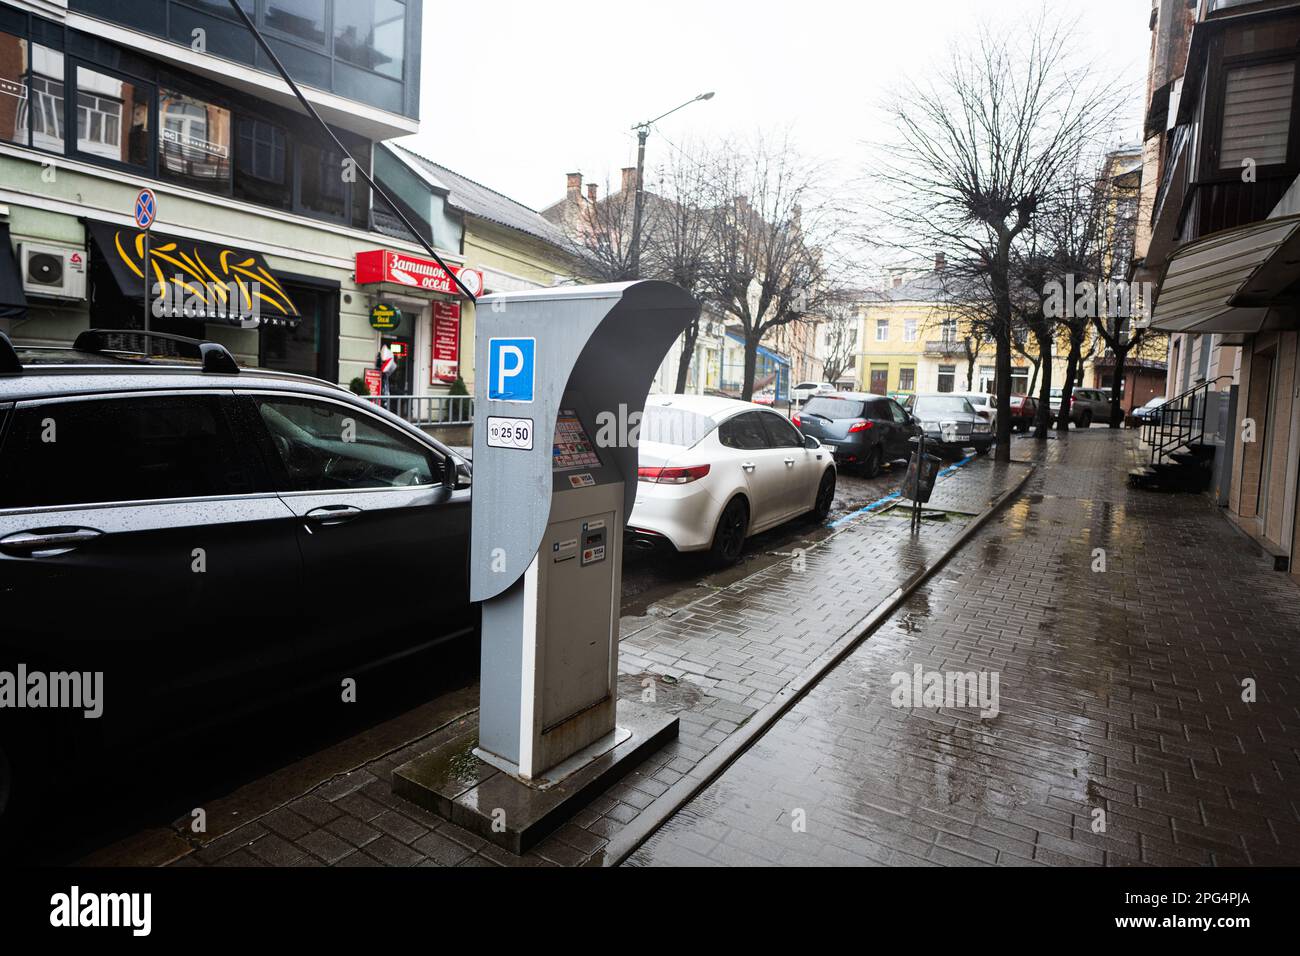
[629,431,1300,866]
[166,451,1028,867]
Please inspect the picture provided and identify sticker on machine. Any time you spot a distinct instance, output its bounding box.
[486,416,534,450]
[568,473,595,488]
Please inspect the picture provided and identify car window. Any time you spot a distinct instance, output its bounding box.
[0,394,265,508]
[640,404,717,448]
[915,396,975,416]
[718,411,771,451]
[759,412,804,448]
[254,396,442,491]
[802,397,866,419]
[887,400,909,424]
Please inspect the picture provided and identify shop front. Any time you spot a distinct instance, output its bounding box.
[353,247,482,399]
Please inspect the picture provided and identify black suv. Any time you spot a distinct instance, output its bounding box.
[0,330,473,838]
[793,393,919,477]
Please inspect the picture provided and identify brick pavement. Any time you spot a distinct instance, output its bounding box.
[168,453,1026,867]
[628,430,1300,866]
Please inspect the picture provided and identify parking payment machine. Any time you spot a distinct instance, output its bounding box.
[470,281,700,783]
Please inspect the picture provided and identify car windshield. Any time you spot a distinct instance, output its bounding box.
[639,405,718,447]
[802,397,867,419]
[914,396,974,416]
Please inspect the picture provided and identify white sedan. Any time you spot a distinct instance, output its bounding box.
[627,394,837,564]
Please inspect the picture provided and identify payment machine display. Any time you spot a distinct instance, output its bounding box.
[552,409,602,471]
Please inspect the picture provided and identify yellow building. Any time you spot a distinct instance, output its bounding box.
[859,266,1101,398]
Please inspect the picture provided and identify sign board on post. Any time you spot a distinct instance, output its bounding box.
[370,302,401,331]
[133,188,157,230]
[363,369,382,396]
[431,301,460,384]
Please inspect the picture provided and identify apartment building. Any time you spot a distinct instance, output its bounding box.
[1138,0,1300,579]
[0,0,484,397]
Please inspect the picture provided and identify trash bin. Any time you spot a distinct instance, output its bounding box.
[902,448,941,503]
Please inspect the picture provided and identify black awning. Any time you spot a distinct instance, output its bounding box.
[85,221,300,326]
[0,223,29,321]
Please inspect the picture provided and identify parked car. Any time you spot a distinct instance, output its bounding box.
[791,381,836,405]
[1008,394,1038,432]
[752,388,777,406]
[1049,386,1113,427]
[1128,396,1169,427]
[792,393,919,477]
[0,330,473,839]
[901,393,994,457]
[628,394,836,564]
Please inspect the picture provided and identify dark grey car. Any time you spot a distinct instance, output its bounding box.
[0,329,473,841]
[901,393,994,458]
[793,393,919,477]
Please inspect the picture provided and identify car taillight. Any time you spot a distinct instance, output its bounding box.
[638,465,711,484]
[848,420,873,433]
[792,414,802,427]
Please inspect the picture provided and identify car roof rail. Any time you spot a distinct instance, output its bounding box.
[0,331,19,374]
[72,328,240,375]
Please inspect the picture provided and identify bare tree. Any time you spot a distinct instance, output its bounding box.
[562,175,642,282]
[819,294,860,386]
[872,13,1122,461]
[643,147,723,393]
[705,137,845,401]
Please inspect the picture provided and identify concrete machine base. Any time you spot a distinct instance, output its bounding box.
[392,699,678,855]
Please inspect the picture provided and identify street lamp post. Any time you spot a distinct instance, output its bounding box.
[628,91,714,279]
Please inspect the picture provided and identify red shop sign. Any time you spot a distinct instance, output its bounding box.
[355,249,484,298]
[431,301,461,384]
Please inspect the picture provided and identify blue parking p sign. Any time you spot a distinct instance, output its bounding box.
[487,337,535,403]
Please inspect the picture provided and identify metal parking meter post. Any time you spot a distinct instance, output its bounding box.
[468,280,699,784]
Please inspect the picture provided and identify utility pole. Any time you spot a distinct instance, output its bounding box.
[628,91,714,279]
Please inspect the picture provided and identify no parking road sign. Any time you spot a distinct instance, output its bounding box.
[134,188,157,230]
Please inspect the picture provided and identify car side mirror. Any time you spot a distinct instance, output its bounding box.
[804,434,821,450]
[444,458,471,490]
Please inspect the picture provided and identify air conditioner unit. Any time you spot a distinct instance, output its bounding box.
[19,243,88,301]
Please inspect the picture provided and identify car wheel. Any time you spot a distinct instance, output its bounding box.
[1080,411,1092,428]
[810,468,836,521]
[861,445,883,479]
[710,497,749,566]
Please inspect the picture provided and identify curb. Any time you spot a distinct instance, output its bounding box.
[597,459,1037,867]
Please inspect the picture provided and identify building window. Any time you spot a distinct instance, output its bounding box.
[296,140,347,220]
[0,31,27,146]
[74,65,151,167]
[160,89,232,192]
[940,317,957,341]
[27,46,65,152]
[1011,368,1029,394]
[266,0,328,47]
[234,117,291,208]
[334,0,405,79]
[903,318,918,343]
[1220,60,1296,170]
[899,367,915,391]
[937,365,955,393]
[875,318,889,342]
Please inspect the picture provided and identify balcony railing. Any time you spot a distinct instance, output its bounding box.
[924,338,962,356]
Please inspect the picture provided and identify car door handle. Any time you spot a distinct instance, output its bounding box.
[0,527,102,558]
[305,505,363,527]
[783,457,796,466]
[741,462,756,473]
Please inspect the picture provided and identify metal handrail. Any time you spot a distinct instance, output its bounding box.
[360,394,473,426]
[1143,375,1232,465]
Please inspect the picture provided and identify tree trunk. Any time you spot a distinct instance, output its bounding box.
[1033,323,1053,440]
[674,318,700,394]
[994,329,1013,462]
[1108,347,1127,428]
[1056,338,1080,433]
[741,335,759,402]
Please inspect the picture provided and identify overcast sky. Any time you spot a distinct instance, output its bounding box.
[401,0,1151,213]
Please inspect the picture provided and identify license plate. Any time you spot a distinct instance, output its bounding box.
[823,442,837,451]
